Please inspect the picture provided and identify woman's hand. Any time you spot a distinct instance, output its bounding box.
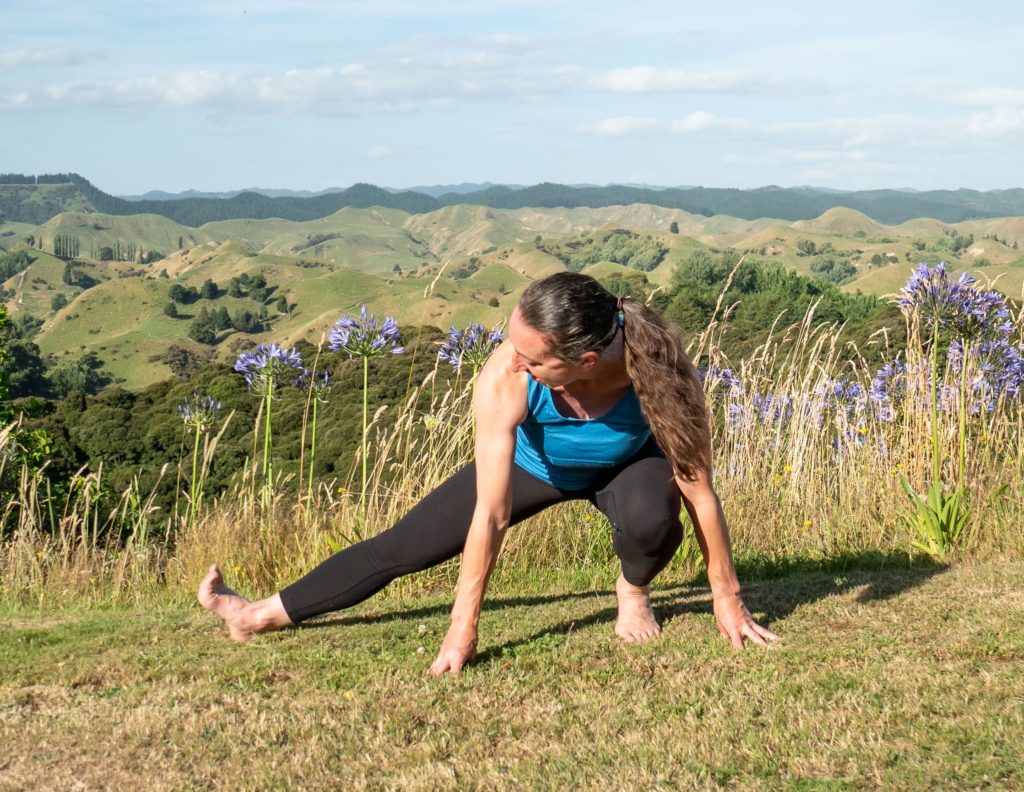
[713,592,780,649]
[429,623,478,675]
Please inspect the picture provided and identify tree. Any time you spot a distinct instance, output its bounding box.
[228,278,245,298]
[214,306,232,330]
[164,302,179,318]
[188,308,218,345]
[488,296,500,307]
[50,352,110,398]
[669,221,679,234]
[797,239,817,256]
[200,279,219,300]
[168,284,199,303]
[275,295,289,313]
[231,309,263,333]
[50,293,69,311]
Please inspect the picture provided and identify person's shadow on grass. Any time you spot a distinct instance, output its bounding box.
[296,549,948,666]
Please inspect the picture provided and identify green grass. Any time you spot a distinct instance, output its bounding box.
[2,560,1022,790]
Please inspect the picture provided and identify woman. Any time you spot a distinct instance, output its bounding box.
[199,272,778,674]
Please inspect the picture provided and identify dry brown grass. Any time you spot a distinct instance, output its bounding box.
[2,297,1023,609]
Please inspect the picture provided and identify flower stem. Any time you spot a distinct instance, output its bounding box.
[931,316,941,484]
[957,341,969,487]
[262,389,273,512]
[360,355,369,514]
[189,422,201,531]
[307,397,318,505]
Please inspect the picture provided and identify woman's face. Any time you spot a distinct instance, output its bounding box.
[507,308,590,387]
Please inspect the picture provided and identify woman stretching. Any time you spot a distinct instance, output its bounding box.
[199,272,779,674]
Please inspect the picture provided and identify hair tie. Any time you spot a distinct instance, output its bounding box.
[616,297,625,327]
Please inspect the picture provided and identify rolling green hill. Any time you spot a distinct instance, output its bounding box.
[5,198,1024,391]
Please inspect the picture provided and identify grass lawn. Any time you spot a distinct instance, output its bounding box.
[2,560,1022,790]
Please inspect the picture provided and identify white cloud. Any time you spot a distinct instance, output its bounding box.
[587,65,762,93]
[670,111,739,133]
[578,116,662,137]
[367,145,394,159]
[791,149,867,163]
[3,53,582,115]
[0,48,101,68]
[949,87,1024,107]
[965,107,1024,136]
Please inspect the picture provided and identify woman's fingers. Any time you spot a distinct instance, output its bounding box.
[751,621,781,642]
[741,623,769,647]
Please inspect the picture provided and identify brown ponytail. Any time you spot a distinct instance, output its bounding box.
[518,272,710,480]
[619,297,710,480]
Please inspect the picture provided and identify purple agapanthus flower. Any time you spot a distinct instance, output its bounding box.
[869,359,907,422]
[293,367,332,396]
[437,323,504,371]
[234,343,305,396]
[899,262,1013,342]
[328,305,404,359]
[698,365,742,394]
[308,369,332,403]
[951,337,1024,410]
[752,392,794,424]
[178,392,222,432]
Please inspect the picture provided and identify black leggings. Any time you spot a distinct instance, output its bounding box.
[279,439,683,624]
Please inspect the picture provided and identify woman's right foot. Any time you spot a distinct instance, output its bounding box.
[197,564,288,642]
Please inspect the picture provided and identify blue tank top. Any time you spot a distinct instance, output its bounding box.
[514,375,652,490]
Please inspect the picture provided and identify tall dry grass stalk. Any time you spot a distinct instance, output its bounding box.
[2,299,1023,609]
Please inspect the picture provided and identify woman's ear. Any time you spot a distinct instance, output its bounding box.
[578,350,600,370]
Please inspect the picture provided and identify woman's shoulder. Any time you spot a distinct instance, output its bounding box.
[474,341,528,424]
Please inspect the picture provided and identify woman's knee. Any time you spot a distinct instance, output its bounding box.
[620,508,683,555]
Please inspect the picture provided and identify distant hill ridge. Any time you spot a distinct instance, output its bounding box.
[3,173,1024,226]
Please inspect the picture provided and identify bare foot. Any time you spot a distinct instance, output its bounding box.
[197,564,289,642]
[614,574,662,643]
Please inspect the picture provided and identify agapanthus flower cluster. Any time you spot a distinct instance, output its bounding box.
[303,369,332,403]
[868,359,907,422]
[949,337,1024,411]
[328,306,404,358]
[234,343,305,396]
[437,323,504,370]
[814,377,868,420]
[177,392,222,432]
[725,392,794,432]
[697,365,742,395]
[898,262,1013,341]
[752,393,794,424]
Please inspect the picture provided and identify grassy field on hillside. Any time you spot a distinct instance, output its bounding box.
[8,202,1024,390]
[2,561,1022,790]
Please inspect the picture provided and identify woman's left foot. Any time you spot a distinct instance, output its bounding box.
[614,574,662,643]
[197,564,263,642]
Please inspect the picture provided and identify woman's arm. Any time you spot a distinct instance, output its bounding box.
[675,468,780,649]
[430,345,525,675]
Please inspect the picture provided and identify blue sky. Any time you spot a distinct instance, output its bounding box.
[3,0,1023,194]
